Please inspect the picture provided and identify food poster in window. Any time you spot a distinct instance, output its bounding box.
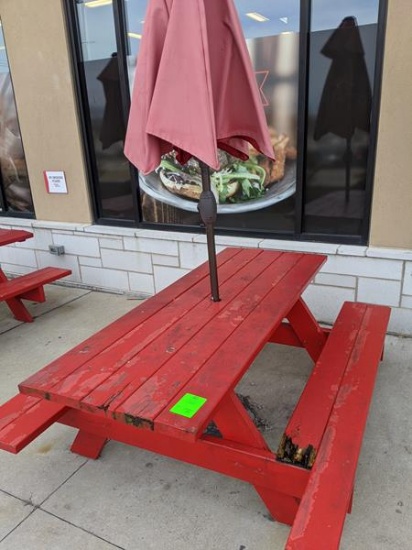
[126,1,300,232]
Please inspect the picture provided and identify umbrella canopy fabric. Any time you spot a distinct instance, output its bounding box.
[314,16,372,141]
[124,0,274,175]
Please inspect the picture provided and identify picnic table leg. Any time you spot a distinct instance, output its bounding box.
[70,429,107,459]
[4,298,34,322]
[287,298,328,361]
[212,392,300,524]
[0,269,33,322]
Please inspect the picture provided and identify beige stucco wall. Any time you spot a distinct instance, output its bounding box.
[0,0,92,223]
[369,0,412,248]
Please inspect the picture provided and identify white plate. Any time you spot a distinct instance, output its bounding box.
[139,163,296,214]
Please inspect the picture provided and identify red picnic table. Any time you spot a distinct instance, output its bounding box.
[0,247,390,548]
[0,228,71,322]
[0,228,34,247]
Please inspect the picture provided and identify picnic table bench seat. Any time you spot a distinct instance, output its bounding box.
[0,248,391,549]
[0,267,71,322]
[0,394,66,453]
[284,301,390,548]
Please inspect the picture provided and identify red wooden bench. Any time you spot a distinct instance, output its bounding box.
[0,229,33,247]
[0,228,71,322]
[0,248,391,548]
[0,394,66,453]
[0,267,72,322]
[283,302,390,548]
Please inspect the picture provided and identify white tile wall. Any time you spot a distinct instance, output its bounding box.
[303,284,356,324]
[179,242,209,269]
[402,262,412,295]
[0,262,28,276]
[357,278,401,307]
[151,254,180,267]
[100,248,152,273]
[261,239,339,255]
[367,247,412,260]
[2,217,412,335]
[154,265,190,292]
[99,237,124,250]
[129,272,155,296]
[400,295,412,309]
[80,265,129,291]
[315,273,357,288]
[386,307,412,336]
[337,245,367,257]
[124,236,178,256]
[212,235,262,249]
[35,250,81,282]
[18,228,52,251]
[51,234,100,257]
[323,255,403,280]
[0,245,37,269]
[78,256,103,268]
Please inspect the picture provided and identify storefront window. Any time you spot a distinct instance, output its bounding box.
[125,0,300,230]
[304,0,380,236]
[75,0,134,221]
[67,0,385,244]
[0,21,33,215]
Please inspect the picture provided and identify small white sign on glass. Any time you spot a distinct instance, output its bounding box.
[44,171,68,194]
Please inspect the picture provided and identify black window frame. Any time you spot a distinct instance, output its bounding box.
[64,0,388,244]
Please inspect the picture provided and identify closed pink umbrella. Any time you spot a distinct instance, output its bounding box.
[125,0,275,301]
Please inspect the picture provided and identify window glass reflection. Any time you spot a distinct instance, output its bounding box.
[304,1,379,236]
[0,21,33,214]
[77,0,133,220]
[125,0,299,232]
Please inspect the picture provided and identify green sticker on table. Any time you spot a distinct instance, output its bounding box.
[169,393,207,418]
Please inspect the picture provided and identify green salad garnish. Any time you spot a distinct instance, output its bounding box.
[157,154,267,204]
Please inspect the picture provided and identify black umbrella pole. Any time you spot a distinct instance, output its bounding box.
[198,160,220,302]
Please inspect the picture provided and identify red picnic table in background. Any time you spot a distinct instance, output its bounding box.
[0,247,390,548]
[0,229,34,247]
[0,228,71,322]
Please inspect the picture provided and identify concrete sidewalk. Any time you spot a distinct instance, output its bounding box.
[0,285,411,549]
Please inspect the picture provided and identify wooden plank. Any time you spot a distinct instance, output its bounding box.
[0,229,33,246]
[111,252,308,425]
[270,322,330,348]
[0,395,42,431]
[134,254,325,437]
[60,407,310,499]
[0,395,66,453]
[37,248,264,409]
[1,295,34,322]
[78,248,272,412]
[286,298,328,362]
[286,304,391,549]
[213,392,300,524]
[0,267,71,300]
[19,247,240,396]
[277,302,369,468]
[270,322,305,347]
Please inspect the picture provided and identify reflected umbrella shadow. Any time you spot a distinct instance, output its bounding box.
[314,16,372,202]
